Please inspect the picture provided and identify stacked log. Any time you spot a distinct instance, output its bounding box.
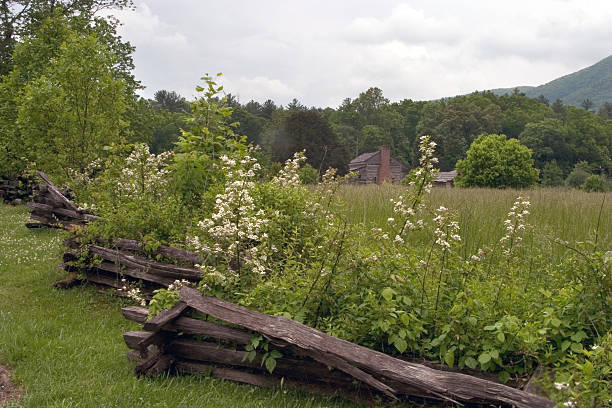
[122,287,554,408]
[26,171,100,230]
[0,175,35,204]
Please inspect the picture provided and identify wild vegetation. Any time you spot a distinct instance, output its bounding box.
[0,2,610,407]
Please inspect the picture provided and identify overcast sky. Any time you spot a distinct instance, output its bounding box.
[108,0,612,108]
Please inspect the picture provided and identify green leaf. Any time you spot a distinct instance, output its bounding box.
[394,337,408,354]
[465,357,478,369]
[561,340,571,351]
[484,325,496,331]
[444,349,455,367]
[381,287,395,302]
[570,343,583,353]
[571,331,587,342]
[550,318,561,328]
[264,356,277,373]
[497,332,505,343]
[478,352,491,365]
[400,314,410,326]
[498,371,511,383]
[490,349,499,360]
[582,360,594,376]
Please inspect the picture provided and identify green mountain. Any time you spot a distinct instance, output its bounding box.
[489,54,612,109]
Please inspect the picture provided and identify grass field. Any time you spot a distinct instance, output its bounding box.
[0,204,367,408]
[339,185,612,260]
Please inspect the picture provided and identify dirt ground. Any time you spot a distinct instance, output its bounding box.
[0,364,20,407]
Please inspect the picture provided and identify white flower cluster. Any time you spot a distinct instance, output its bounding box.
[167,279,191,291]
[500,196,531,256]
[118,144,171,199]
[272,151,306,187]
[190,154,270,277]
[389,195,423,232]
[405,135,439,194]
[120,278,146,306]
[433,206,461,249]
[67,158,103,187]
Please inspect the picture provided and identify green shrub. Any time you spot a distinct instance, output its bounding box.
[455,134,539,188]
[581,174,606,192]
[298,163,318,184]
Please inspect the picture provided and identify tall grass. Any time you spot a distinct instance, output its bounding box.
[338,185,612,261]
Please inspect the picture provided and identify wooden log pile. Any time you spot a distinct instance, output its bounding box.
[122,287,554,408]
[26,171,100,230]
[0,175,35,204]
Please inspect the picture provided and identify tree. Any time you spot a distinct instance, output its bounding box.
[16,28,127,177]
[565,161,592,188]
[455,134,539,188]
[541,160,564,186]
[153,89,189,113]
[0,0,134,76]
[598,102,612,119]
[266,109,349,173]
[581,98,594,112]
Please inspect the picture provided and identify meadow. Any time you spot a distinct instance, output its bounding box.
[339,184,612,262]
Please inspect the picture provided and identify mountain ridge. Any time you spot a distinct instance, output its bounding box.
[488,54,612,109]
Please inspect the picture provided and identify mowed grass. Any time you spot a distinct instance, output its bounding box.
[0,204,368,408]
[338,185,612,260]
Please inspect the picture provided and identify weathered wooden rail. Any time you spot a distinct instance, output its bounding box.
[122,287,553,408]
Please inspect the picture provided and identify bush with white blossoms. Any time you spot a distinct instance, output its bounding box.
[188,153,270,290]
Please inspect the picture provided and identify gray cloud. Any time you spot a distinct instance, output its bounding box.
[108,0,612,108]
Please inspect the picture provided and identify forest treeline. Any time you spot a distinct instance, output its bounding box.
[151,87,612,186]
[0,0,611,187]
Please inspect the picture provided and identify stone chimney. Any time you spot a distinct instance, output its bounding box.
[377,145,392,184]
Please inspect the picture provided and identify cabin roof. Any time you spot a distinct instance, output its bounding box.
[435,170,457,183]
[350,151,379,164]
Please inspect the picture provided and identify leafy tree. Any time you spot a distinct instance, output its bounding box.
[598,102,612,119]
[266,109,349,173]
[16,29,127,177]
[230,107,265,146]
[519,119,573,172]
[0,0,133,76]
[360,124,391,153]
[171,73,246,206]
[551,99,566,118]
[153,89,189,113]
[455,134,539,188]
[540,160,564,186]
[536,94,550,106]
